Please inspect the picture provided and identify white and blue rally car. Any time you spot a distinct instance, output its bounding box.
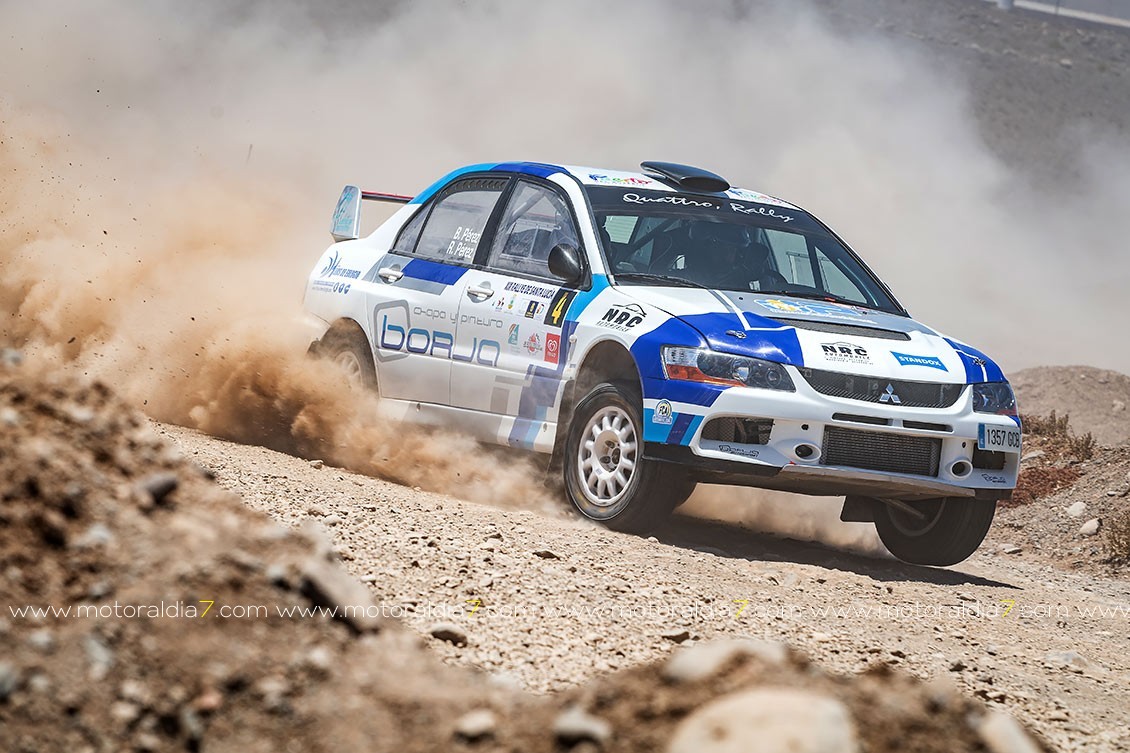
[303,161,1021,566]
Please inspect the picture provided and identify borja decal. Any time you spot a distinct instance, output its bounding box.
[372,300,500,366]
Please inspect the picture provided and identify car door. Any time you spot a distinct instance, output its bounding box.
[363,176,509,404]
[451,179,582,425]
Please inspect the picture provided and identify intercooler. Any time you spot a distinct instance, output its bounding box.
[820,426,942,477]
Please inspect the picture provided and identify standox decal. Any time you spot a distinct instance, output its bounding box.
[891,351,947,372]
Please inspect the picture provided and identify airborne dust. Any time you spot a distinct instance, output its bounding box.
[1,1,1126,549]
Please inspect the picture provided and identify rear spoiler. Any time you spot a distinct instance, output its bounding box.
[330,185,415,242]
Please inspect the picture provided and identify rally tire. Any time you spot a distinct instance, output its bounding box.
[318,322,378,391]
[563,382,695,534]
[873,497,996,566]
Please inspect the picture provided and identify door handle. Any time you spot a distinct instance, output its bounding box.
[466,284,495,301]
[377,267,403,283]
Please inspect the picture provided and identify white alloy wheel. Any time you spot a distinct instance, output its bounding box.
[333,349,364,387]
[576,405,639,509]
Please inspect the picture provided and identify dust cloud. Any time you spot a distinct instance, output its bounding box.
[681,486,887,556]
[1,1,1126,543]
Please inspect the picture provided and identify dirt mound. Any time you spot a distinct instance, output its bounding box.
[992,442,1130,573]
[0,355,1051,752]
[0,353,499,752]
[1012,366,1130,446]
[989,405,1130,572]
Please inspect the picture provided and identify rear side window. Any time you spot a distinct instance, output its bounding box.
[391,207,427,254]
[412,178,508,263]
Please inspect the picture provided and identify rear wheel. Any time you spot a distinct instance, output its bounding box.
[563,382,695,533]
[873,497,995,566]
[317,322,377,391]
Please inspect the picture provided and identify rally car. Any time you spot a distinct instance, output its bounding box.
[302,161,1021,566]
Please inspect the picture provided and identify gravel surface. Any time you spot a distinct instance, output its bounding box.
[1,362,1057,753]
[161,420,1130,752]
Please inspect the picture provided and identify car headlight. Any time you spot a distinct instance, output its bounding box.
[971,382,1017,416]
[662,346,795,391]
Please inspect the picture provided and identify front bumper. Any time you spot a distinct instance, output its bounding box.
[641,368,1020,502]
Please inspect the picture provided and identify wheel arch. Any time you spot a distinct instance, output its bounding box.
[310,316,368,355]
[548,338,642,474]
[575,339,642,398]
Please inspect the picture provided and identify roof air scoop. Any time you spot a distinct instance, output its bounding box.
[640,161,730,193]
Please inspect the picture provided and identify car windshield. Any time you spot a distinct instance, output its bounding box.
[586,186,903,314]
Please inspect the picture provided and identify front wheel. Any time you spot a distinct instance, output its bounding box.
[563,382,695,534]
[873,497,996,566]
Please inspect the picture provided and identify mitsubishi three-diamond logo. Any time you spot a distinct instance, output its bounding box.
[878,384,902,404]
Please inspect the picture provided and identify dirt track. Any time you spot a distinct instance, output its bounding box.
[159,422,1130,752]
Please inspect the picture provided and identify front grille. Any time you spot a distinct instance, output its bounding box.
[800,368,964,409]
[771,318,911,341]
[701,417,774,445]
[903,420,952,433]
[832,412,891,426]
[821,426,942,477]
[972,448,1006,470]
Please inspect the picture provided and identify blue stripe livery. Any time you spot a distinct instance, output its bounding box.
[944,338,1006,384]
[401,258,468,286]
[680,311,805,367]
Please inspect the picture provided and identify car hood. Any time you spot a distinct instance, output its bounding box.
[618,287,1006,385]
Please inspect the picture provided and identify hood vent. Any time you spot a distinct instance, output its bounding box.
[771,317,911,341]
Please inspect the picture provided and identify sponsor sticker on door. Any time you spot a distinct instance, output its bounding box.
[545,333,561,365]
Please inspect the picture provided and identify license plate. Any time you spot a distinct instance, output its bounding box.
[978,424,1021,452]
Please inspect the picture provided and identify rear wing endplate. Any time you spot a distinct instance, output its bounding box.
[330,185,414,242]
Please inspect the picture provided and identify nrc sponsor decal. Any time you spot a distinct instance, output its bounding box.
[891,351,947,372]
[597,302,646,331]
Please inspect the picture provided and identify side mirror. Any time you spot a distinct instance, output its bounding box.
[548,243,584,285]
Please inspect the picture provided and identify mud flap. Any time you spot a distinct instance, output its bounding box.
[840,495,877,523]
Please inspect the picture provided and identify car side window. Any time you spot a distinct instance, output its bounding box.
[391,207,427,254]
[487,181,579,279]
[412,178,508,263]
